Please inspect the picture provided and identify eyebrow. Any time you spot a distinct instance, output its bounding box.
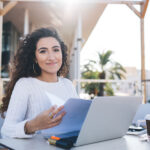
[38,46,60,51]
[38,47,48,51]
[52,46,60,49]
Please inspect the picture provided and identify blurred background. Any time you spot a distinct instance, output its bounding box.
[0,0,149,103]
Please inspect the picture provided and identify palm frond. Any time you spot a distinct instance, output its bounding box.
[97,50,113,70]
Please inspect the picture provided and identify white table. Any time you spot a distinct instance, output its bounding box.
[0,135,150,150]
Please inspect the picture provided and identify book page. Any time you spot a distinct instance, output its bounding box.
[41,98,91,137]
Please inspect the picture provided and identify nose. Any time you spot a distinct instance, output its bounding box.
[48,52,55,60]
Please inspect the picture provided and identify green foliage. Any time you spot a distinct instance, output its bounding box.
[98,50,113,70]
[81,50,126,98]
[81,67,99,97]
[104,83,114,96]
[109,62,126,79]
[82,70,99,79]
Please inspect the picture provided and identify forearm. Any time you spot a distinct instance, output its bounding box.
[1,119,34,138]
[24,119,38,134]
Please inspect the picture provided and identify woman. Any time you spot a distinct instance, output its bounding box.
[0,28,78,138]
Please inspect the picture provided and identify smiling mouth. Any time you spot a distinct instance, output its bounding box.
[46,62,57,65]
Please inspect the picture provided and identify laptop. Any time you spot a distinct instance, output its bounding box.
[74,96,142,146]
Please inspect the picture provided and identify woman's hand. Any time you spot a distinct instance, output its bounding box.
[25,105,66,134]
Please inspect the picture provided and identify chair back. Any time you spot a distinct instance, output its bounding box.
[132,103,150,126]
[0,115,4,138]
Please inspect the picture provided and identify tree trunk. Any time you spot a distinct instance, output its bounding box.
[98,71,105,96]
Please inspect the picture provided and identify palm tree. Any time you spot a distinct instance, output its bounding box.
[82,50,126,97]
[97,50,112,96]
[97,50,126,96]
[81,62,99,98]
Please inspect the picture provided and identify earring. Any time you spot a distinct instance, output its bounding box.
[33,63,37,74]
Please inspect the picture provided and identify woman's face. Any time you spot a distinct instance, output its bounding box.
[35,37,62,76]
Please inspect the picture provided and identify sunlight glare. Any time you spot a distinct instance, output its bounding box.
[62,0,80,4]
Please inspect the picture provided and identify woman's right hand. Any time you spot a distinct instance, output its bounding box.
[25,105,66,134]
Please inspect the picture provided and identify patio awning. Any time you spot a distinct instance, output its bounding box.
[3,1,106,54]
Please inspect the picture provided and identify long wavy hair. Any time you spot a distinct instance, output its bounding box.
[0,28,68,117]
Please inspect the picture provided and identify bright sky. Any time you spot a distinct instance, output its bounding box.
[81,4,150,71]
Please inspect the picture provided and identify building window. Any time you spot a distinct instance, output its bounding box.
[2,22,20,78]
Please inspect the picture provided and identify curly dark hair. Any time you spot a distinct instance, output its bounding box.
[0,28,68,117]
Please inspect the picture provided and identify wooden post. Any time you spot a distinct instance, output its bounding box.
[0,1,18,16]
[126,1,148,103]
[140,17,146,103]
[126,4,141,18]
[127,1,149,103]
[141,0,149,18]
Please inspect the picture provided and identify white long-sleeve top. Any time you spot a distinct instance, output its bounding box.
[1,77,78,138]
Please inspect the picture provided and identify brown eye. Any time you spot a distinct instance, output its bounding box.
[54,49,60,52]
[39,50,46,53]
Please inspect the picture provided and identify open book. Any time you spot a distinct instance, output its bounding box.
[41,98,91,137]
